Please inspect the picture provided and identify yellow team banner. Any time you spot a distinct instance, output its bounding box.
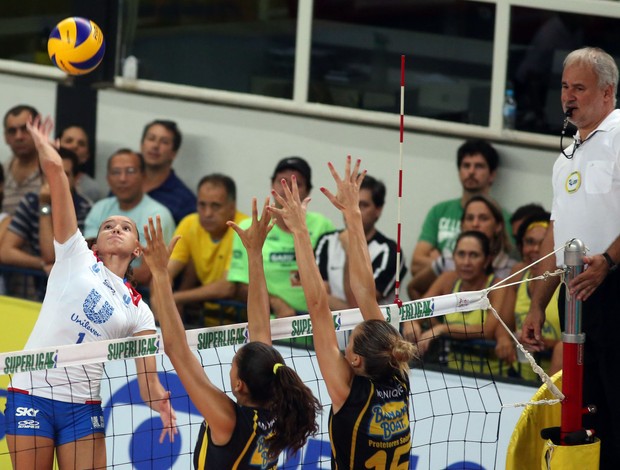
[0,295,43,468]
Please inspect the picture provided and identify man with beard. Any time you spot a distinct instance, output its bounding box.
[407,139,511,299]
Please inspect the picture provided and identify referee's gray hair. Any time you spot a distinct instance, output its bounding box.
[564,47,618,106]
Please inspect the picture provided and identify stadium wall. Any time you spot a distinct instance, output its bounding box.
[0,72,557,289]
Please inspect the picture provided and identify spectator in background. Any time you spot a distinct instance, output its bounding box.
[509,202,547,241]
[140,119,196,224]
[0,148,91,275]
[228,157,335,317]
[414,231,506,375]
[410,194,517,298]
[168,174,247,325]
[2,104,42,215]
[58,125,105,202]
[0,164,10,295]
[0,147,91,274]
[407,139,511,299]
[315,173,406,310]
[495,211,562,379]
[84,149,175,287]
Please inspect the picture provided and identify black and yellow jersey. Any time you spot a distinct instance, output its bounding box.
[194,404,277,469]
[329,374,411,469]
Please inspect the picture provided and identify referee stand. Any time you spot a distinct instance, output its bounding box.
[541,239,600,469]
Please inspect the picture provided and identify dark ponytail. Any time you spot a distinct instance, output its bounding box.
[268,363,321,458]
[236,342,321,459]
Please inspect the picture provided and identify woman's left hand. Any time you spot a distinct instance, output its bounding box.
[228,197,273,254]
[141,216,179,275]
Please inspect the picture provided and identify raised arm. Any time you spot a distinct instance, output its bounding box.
[133,341,177,444]
[269,176,354,408]
[141,216,237,444]
[321,157,383,321]
[26,117,77,243]
[227,197,273,345]
[38,181,56,265]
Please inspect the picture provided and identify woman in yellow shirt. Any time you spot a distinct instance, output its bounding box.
[416,230,506,375]
[495,212,562,379]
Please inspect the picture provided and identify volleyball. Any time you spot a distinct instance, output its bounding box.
[47,17,105,75]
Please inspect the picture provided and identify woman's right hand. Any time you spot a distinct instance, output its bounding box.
[321,155,365,215]
[228,197,273,254]
[269,176,310,233]
[26,115,56,158]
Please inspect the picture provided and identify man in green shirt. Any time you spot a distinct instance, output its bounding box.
[228,157,334,317]
[407,139,511,299]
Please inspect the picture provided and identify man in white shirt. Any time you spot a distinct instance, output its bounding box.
[522,47,620,469]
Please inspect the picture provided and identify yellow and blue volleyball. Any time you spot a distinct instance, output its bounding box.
[48,17,105,75]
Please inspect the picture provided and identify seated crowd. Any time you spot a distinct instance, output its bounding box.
[0,104,557,384]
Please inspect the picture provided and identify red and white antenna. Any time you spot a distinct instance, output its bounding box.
[394,55,405,308]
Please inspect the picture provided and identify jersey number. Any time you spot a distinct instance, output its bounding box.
[364,441,410,470]
[76,332,86,344]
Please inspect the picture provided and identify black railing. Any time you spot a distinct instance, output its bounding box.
[0,264,48,302]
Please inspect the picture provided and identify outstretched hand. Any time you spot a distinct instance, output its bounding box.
[155,390,178,443]
[269,175,310,233]
[26,115,54,150]
[321,155,366,214]
[228,197,273,253]
[26,115,63,168]
[141,216,180,275]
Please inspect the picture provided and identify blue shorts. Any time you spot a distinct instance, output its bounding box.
[4,390,105,446]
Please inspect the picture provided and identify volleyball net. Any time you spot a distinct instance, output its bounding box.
[0,287,547,469]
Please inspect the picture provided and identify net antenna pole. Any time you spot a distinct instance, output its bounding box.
[561,239,591,444]
[394,54,405,309]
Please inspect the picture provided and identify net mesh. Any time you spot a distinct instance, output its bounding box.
[1,293,525,468]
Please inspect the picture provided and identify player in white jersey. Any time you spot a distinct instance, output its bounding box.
[4,116,177,469]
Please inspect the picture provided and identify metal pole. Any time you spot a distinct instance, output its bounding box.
[561,239,586,444]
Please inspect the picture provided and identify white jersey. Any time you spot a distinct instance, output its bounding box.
[552,109,620,266]
[10,230,156,403]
